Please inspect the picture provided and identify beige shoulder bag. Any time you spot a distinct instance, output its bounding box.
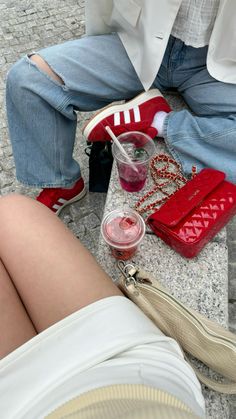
[117,261,236,394]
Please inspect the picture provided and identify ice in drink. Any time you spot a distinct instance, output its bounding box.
[101,208,146,260]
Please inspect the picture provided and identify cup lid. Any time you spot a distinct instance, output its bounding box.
[101,208,145,249]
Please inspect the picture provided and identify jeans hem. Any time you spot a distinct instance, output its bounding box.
[16,176,82,189]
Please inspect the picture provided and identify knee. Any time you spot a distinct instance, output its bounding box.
[0,193,26,206]
[30,54,64,84]
[6,57,31,99]
[6,54,63,100]
[0,195,29,236]
[0,194,31,218]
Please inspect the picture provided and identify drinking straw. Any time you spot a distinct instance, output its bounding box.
[105,126,139,173]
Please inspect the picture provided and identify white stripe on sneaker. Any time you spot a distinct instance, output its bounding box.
[58,198,67,204]
[133,106,141,122]
[52,204,62,210]
[83,89,163,139]
[124,110,131,124]
[114,112,120,126]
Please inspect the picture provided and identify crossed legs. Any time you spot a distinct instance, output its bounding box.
[0,194,122,358]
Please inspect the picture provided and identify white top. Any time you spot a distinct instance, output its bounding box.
[0,297,205,418]
[171,0,220,47]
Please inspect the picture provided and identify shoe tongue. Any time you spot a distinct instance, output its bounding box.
[146,126,158,138]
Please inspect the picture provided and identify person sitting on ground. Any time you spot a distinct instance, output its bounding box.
[6,0,236,215]
[0,194,205,418]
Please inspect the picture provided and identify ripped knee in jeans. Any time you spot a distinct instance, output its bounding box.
[28,54,64,85]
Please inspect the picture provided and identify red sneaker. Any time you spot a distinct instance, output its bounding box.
[36,177,86,215]
[83,89,171,142]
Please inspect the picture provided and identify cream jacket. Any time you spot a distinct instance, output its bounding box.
[85,0,236,90]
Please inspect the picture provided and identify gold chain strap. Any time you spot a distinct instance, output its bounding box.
[135,154,197,216]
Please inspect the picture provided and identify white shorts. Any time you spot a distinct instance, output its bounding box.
[0,296,205,418]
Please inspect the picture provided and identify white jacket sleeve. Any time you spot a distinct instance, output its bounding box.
[85,0,113,35]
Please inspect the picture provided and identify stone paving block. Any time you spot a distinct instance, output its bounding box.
[229,402,236,419]
[227,217,236,242]
[228,242,236,262]
[229,264,236,300]
[229,302,236,333]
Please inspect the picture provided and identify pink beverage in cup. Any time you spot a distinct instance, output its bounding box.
[118,162,147,192]
[112,131,156,192]
[101,208,146,260]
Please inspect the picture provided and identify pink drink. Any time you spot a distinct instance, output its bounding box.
[118,163,148,192]
[101,209,146,260]
[106,216,139,259]
[112,131,156,193]
[119,178,146,193]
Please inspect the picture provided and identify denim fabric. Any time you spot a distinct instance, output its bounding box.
[6,34,144,187]
[156,37,236,183]
[6,34,236,186]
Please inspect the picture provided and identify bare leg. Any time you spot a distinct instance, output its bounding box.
[30,54,64,84]
[0,194,122,334]
[0,259,36,358]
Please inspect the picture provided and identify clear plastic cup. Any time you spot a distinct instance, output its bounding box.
[101,208,146,260]
[112,131,156,192]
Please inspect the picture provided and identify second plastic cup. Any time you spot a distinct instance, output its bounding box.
[101,208,146,260]
[112,131,156,192]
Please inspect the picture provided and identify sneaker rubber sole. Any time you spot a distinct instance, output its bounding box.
[56,185,87,215]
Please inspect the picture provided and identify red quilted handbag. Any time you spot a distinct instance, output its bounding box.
[147,168,236,258]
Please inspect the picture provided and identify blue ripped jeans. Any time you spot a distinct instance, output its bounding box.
[6,34,236,186]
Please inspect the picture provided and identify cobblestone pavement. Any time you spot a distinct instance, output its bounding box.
[0,1,235,415]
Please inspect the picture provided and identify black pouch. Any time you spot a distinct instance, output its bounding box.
[85,142,113,192]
